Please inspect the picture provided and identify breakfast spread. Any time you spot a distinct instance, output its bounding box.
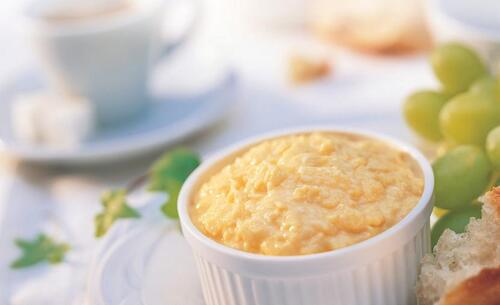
[9,0,500,302]
[417,187,500,305]
[190,132,424,255]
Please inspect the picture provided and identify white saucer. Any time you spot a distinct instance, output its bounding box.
[85,199,204,305]
[0,70,237,164]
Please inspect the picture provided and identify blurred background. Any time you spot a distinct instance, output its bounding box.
[0,0,497,304]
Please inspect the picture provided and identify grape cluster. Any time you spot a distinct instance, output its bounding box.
[403,43,500,247]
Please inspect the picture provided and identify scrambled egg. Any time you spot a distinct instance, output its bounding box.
[191,132,424,256]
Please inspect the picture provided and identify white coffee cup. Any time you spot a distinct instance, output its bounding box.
[23,0,197,126]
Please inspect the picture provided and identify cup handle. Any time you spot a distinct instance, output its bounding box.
[157,0,200,61]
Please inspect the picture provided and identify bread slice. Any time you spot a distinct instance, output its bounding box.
[439,267,500,305]
[417,187,500,305]
[309,0,431,54]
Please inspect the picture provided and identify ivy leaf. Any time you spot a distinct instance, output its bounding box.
[148,148,201,219]
[95,189,140,238]
[159,178,182,218]
[11,234,70,269]
[149,148,201,189]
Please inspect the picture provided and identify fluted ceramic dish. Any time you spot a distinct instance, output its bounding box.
[178,126,435,305]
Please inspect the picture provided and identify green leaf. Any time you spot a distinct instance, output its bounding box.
[95,189,140,238]
[149,148,201,190]
[11,234,70,269]
[148,148,201,219]
[159,179,182,218]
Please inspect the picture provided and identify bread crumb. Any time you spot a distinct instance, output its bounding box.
[288,55,331,85]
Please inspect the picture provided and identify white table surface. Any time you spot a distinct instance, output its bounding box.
[0,1,437,304]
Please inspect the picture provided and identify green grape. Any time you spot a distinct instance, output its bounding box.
[486,126,500,169]
[439,92,500,145]
[433,145,492,210]
[403,90,448,141]
[432,207,449,218]
[431,43,487,95]
[431,205,481,249]
[435,141,458,158]
[469,76,500,99]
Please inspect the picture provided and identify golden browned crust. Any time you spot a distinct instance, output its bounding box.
[439,267,500,305]
[310,19,432,55]
[485,187,500,218]
[312,24,427,55]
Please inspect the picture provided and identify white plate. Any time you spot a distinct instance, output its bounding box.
[0,70,237,164]
[85,199,204,305]
[85,199,437,305]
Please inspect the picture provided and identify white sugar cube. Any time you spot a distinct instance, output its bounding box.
[11,95,41,143]
[11,93,95,148]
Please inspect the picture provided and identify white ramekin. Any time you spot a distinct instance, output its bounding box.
[178,126,434,305]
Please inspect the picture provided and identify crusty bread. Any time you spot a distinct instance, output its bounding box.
[310,0,431,54]
[417,187,500,305]
[439,267,500,305]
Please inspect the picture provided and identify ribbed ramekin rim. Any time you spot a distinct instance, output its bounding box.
[178,125,434,263]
